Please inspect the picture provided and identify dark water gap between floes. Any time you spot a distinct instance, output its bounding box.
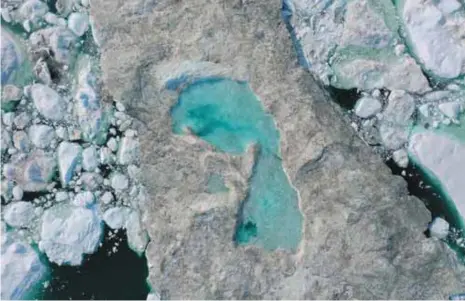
[37,225,150,300]
[326,87,465,260]
[279,0,464,260]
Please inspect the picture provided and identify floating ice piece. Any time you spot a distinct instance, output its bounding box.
[383,90,415,125]
[28,124,56,149]
[2,85,23,112]
[73,191,95,208]
[82,146,98,171]
[13,131,31,153]
[55,0,73,16]
[55,191,68,202]
[44,12,60,25]
[1,230,48,300]
[4,201,35,228]
[354,96,382,118]
[110,173,129,191]
[107,137,118,152]
[1,28,31,86]
[30,84,67,121]
[126,210,150,255]
[49,28,77,64]
[5,151,57,191]
[331,54,430,94]
[12,185,24,201]
[39,204,103,266]
[117,135,140,165]
[392,148,409,168]
[100,147,114,164]
[418,104,430,118]
[103,207,131,229]
[438,102,461,122]
[1,130,11,154]
[103,207,149,254]
[18,0,49,25]
[74,56,112,144]
[68,12,89,37]
[379,123,409,150]
[409,131,465,227]
[58,142,82,186]
[33,58,52,86]
[23,156,57,191]
[428,217,450,239]
[147,292,161,300]
[436,0,462,14]
[14,112,31,129]
[79,172,104,191]
[1,8,12,23]
[101,191,114,204]
[400,0,465,78]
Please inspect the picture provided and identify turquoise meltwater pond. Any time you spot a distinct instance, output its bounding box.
[171,78,302,251]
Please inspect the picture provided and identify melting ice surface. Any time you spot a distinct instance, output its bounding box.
[171,78,302,251]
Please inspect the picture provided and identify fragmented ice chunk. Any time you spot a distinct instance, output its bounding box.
[331,52,430,93]
[30,84,67,121]
[2,85,23,112]
[392,148,409,168]
[1,230,48,300]
[13,131,31,153]
[382,90,415,125]
[3,151,57,191]
[68,12,89,37]
[409,131,465,227]
[74,56,112,144]
[428,217,450,239]
[28,124,56,149]
[354,96,382,118]
[110,173,129,191]
[438,102,462,122]
[3,201,35,228]
[49,28,77,64]
[117,135,140,165]
[39,204,103,266]
[1,28,31,86]
[82,146,98,171]
[79,172,104,191]
[379,123,409,150]
[57,142,82,186]
[18,0,49,25]
[103,207,149,255]
[103,206,131,229]
[73,191,95,208]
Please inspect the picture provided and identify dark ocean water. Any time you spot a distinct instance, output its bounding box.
[38,225,150,300]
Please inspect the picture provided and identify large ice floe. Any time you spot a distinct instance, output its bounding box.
[285,0,465,249]
[1,0,150,298]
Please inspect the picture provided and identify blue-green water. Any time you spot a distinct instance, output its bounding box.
[171,78,302,251]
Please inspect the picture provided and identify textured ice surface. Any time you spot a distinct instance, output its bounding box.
[399,0,465,79]
[171,78,302,250]
[39,204,103,266]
